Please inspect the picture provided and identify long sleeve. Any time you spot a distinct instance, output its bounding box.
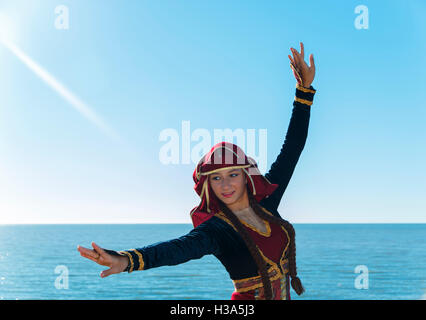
[110,221,221,273]
[261,84,316,213]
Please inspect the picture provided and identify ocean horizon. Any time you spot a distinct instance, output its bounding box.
[0,223,425,300]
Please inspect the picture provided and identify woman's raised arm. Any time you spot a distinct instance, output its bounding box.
[261,43,317,213]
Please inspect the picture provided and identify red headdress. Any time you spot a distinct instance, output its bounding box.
[190,141,278,228]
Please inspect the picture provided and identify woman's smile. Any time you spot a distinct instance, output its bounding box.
[222,191,235,198]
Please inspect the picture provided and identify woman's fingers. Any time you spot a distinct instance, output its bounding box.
[288,54,295,65]
[290,48,299,65]
[300,42,304,59]
[100,268,113,278]
[80,252,98,263]
[309,54,315,70]
[78,246,99,263]
[291,47,304,68]
[78,243,111,266]
[77,245,98,259]
[91,242,107,259]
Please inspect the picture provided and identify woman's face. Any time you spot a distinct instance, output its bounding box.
[208,168,249,211]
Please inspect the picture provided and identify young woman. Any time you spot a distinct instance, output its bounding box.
[78,42,316,300]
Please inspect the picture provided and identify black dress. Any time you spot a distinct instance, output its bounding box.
[108,84,317,299]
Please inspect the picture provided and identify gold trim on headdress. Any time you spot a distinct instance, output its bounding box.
[200,164,251,176]
[198,180,210,213]
[195,163,201,182]
[189,207,198,218]
[242,167,256,196]
[205,180,210,213]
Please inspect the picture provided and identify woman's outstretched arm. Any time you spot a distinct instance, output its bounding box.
[261,43,317,213]
[77,220,221,277]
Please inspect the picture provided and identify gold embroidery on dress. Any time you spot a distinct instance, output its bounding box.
[258,205,291,260]
[233,265,281,293]
[214,211,238,232]
[239,217,271,237]
[119,250,134,273]
[296,83,316,94]
[132,249,144,270]
[294,96,313,106]
[218,205,292,298]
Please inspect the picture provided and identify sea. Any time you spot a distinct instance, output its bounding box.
[0,224,425,300]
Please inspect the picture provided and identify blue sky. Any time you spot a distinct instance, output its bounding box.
[0,0,425,224]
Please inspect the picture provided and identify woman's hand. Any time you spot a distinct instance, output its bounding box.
[77,242,129,278]
[288,42,315,88]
